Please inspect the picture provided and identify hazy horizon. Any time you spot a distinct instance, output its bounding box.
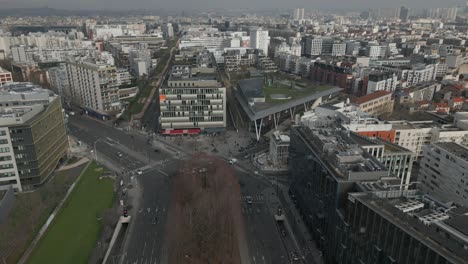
[1,0,466,11]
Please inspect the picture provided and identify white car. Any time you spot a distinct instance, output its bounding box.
[136,169,143,175]
[228,158,238,164]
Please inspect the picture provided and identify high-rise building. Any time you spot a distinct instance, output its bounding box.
[65,60,123,118]
[289,125,391,263]
[399,6,409,22]
[292,8,305,21]
[418,142,468,207]
[166,23,174,39]
[250,28,269,56]
[0,82,67,191]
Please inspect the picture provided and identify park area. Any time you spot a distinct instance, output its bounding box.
[26,161,115,264]
[164,154,245,264]
[0,160,88,264]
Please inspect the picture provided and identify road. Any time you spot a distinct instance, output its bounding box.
[122,166,175,264]
[67,115,176,264]
[68,114,313,264]
[237,170,301,264]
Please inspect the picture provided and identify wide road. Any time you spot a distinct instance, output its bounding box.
[122,165,176,264]
[237,170,298,264]
[68,114,309,264]
[67,115,176,264]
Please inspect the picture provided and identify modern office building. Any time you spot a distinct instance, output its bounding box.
[292,8,305,21]
[0,82,67,191]
[250,28,270,56]
[342,189,468,264]
[289,125,390,263]
[159,57,226,134]
[65,59,123,118]
[349,132,415,187]
[418,142,468,207]
[399,6,410,22]
[331,43,347,57]
[305,37,323,57]
[0,67,13,86]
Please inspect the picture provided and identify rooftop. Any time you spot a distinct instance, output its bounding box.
[436,142,468,162]
[293,126,389,181]
[352,193,468,264]
[236,75,341,120]
[351,90,392,105]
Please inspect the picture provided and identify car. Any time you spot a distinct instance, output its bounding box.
[246,196,253,204]
[117,152,123,158]
[154,149,159,152]
[228,158,238,164]
[123,207,128,217]
[136,169,143,175]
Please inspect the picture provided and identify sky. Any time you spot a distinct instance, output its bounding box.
[2,0,466,10]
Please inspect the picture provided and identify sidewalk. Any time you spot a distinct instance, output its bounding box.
[57,157,89,171]
[277,184,323,264]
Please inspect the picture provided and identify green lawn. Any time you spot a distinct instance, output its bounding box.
[264,81,331,103]
[27,162,115,264]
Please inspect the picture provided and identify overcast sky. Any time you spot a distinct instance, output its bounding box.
[4,0,466,10]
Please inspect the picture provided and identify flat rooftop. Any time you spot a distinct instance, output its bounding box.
[353,193,468,264]
[236,75,342,120]
[436,142,468,162]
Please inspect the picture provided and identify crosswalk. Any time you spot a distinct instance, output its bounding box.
[240,195,264,202]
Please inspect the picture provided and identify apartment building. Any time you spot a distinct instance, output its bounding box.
[418,142,468,207]
[352,90,394,116]
[159,62,226,134]
[0,82,67,191]
[65,59,123,118]
[0,67,13,86]
[250,28,270,55]
[366,71,398,94]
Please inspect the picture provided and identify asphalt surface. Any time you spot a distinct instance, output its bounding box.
[67,115,176,264]
[122,166,175,264]
[68,114,311,264]
[237,170,299,264]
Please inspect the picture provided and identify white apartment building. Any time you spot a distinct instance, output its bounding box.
[418,142,468,207]
[65,60,123,116]
[250,28,269,56]
[166,23,174,38]
[293,8,305,21]
[332,43,346,57]
[305,38,323,56]
[369,45,387,59]
[11,45,28,63]
[380,64,436,88]
[367,72,398,94]
[391,121,468,156]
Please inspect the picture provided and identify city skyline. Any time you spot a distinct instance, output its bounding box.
[1,0,466,11]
